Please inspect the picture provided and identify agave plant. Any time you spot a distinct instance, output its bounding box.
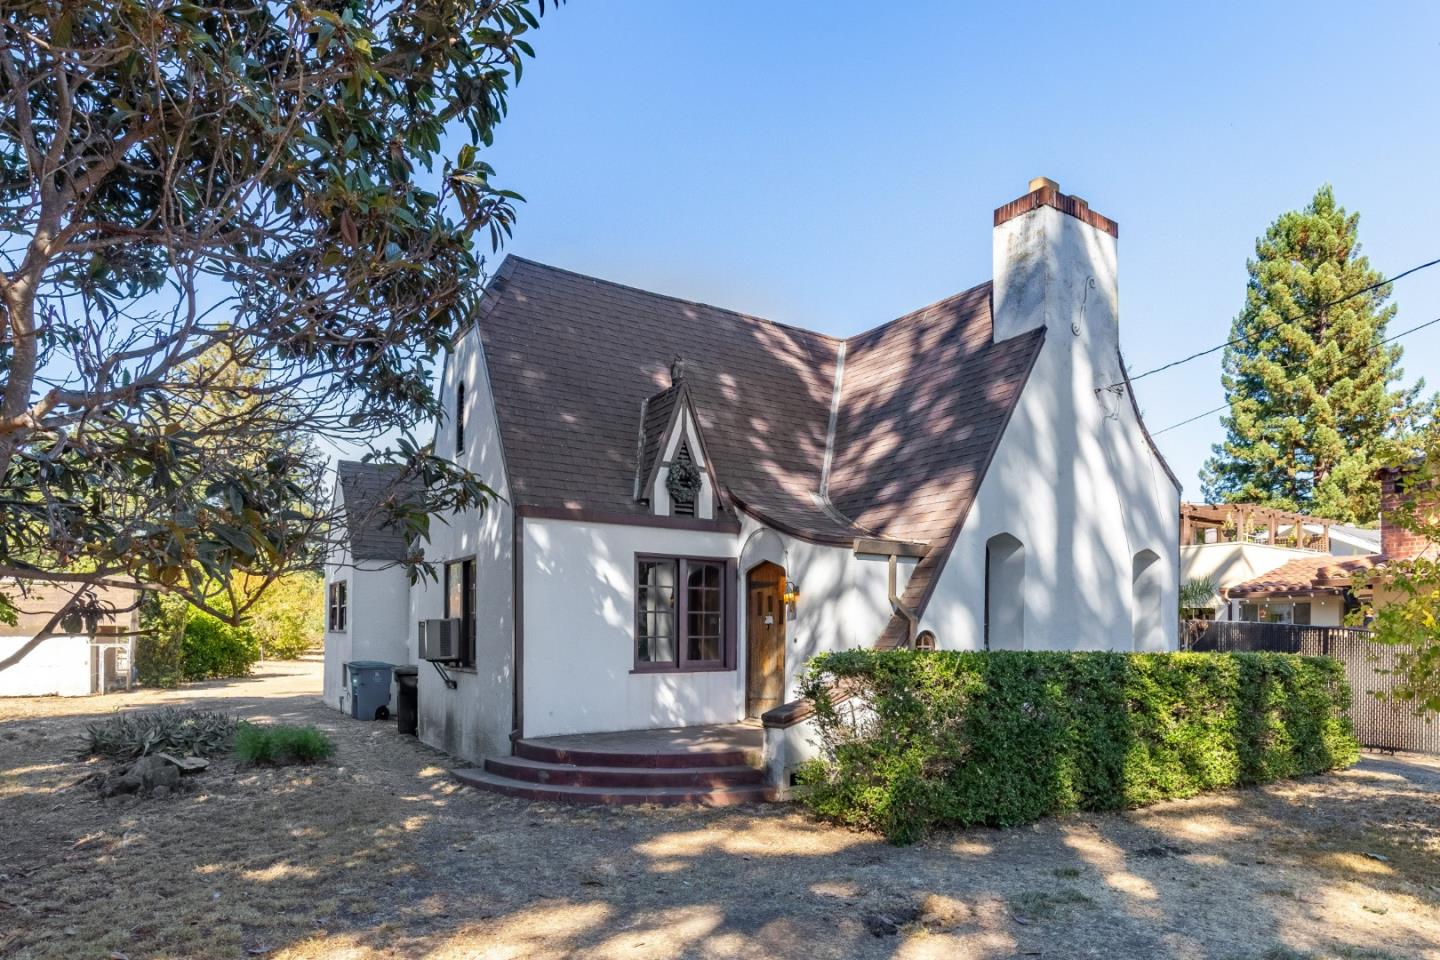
[82,708,240,760]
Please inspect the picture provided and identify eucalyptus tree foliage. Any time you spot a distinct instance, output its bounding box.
[0,0,558,666]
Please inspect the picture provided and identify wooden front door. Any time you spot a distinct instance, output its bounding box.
[746,562,786,718]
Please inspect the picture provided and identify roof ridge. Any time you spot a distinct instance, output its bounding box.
[502,255,844,345]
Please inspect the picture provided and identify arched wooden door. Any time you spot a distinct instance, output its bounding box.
[746,561,786,718]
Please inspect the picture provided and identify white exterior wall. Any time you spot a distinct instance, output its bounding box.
[920,203,1180,651]
[1231,595,1345,627]
[522,518,737,738]
[1180,542,1320,621]
[0,634,92,696]
[411,323,515,763]
[518,512,913,739]
[322,487,412,716]
[736,515,913,702]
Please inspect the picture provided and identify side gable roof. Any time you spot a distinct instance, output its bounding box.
[336,461,423,562]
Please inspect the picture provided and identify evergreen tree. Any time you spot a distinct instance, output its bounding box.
[1200,186,1427,522]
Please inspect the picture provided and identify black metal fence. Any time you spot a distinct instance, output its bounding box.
[1181,619,1438,755]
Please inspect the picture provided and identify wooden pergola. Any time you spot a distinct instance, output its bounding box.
[1180,502,1332,553]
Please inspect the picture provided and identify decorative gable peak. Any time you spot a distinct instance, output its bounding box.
[633,379,717,520]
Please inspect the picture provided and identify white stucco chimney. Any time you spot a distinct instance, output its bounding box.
[991,178,1120,356]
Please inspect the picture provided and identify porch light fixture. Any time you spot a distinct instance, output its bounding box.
[782,579,800,615]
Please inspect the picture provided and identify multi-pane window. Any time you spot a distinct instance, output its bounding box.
[635,556,731,671]
[327,581,347,632]
[686,561,723,662]
[444,558,476,666]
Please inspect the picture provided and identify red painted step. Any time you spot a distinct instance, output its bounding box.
[512,737,757,770]
[453,767,775,807]
[485,755,763,789]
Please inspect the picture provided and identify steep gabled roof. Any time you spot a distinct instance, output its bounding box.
[336,461,423,562]
[476,256,1047,566]
[476,256,849,537]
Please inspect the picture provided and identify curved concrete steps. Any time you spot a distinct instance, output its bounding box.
[452,725,774,806]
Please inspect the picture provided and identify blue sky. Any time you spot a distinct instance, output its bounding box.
[476,0,1440,499]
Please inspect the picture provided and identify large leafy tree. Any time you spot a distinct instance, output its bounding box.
[0,0,557,668]
[1350,424,1440,714]
[1201,186,1428,522]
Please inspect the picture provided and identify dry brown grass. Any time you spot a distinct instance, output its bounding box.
[2,660,1438,960]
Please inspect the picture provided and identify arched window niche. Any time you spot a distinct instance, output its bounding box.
[984,533,1025,650]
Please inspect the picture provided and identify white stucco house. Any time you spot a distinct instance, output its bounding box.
[323,178,1182,800]
[0,580,139,697]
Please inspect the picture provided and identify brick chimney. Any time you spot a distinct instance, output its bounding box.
[1378,466,1438,560]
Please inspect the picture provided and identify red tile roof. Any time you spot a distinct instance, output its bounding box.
[1227,554,1381,598]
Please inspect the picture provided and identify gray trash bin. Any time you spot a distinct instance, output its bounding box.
[345,660,393,720]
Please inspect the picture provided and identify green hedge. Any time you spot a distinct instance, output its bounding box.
[180,611,260,681]
[797,651,1360,844]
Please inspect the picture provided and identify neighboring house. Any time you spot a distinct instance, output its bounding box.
[1180,502,1358,624]
[324,177,1181,786]
[0,580,139,697]
[1225,467,1437,621]
[322,462,421,716]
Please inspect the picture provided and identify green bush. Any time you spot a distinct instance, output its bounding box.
[797,651,1360,844]
[134,593,189,688]
[233,723,335,765]
[181,611,261,681]
[83,708,240,759]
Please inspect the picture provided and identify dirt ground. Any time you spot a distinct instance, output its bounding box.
[1,659,1437,960]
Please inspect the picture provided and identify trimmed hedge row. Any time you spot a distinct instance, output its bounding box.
[797,651,1360,844]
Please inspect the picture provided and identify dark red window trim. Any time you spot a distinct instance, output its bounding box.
[632,553,737,674]
[444,556,477,667]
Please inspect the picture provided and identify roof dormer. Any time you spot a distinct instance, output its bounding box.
[634,359,719,520]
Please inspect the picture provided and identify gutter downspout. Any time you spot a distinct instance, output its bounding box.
[887,554,918,648]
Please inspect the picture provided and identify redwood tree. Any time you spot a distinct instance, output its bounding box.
[1200,186,1428,522]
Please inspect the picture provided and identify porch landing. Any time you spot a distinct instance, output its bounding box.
[452,722,775,806]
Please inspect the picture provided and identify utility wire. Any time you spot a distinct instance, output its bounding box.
[1118,255,1440,388]
[1148,312,1440,437]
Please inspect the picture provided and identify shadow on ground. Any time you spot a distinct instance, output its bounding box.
[1,660,1437,960]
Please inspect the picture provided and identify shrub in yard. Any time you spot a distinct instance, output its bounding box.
[233,723,335,765]
[83,708,240,759]
[181,611,261,681]
[797,650,1359,844]
[244,571,324,660]
[134,593,189,688]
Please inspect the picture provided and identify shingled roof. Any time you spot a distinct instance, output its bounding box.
[336,461,424,562]
[474,256,1049,633]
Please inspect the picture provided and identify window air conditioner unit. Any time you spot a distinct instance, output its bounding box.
[418,618,465,663]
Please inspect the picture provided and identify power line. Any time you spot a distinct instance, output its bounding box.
[1119,255,1440,387]
[1148,312,1440,437]
[1381,314,1440,344]
[1151,404,1228,437]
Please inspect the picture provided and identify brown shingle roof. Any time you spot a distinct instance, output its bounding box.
[336,461,424,562]
[475,256,1049,633]
[1227,554,1380,598]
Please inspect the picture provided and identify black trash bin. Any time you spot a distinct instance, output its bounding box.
[394,665,419,736]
